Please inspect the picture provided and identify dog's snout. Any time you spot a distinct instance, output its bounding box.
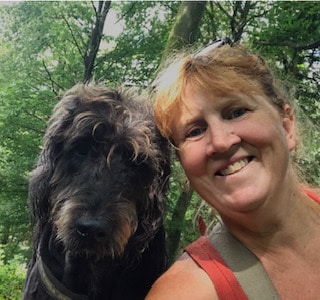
[76,219,106,240]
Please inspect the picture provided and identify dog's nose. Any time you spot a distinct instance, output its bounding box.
[76,219,106,240]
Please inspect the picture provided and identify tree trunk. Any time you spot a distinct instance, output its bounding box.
[166,187,194,265]
[83,1,111,83]
[160,1,206,65]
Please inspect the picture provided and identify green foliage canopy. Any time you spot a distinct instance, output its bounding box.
[0,4,319,291]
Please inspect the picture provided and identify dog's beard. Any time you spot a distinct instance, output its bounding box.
[52,198,138,261]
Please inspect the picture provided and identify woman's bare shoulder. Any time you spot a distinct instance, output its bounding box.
[145,252,218,300]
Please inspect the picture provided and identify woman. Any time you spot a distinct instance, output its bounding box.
[146,39,320,299]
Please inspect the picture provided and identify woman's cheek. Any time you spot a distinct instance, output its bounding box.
[179,144,205,178]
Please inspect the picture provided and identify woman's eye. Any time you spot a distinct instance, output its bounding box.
[227,108,248,119]
[186,127,205,138]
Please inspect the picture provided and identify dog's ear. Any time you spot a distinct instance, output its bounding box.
[133,132,171,254]
[28,134,64,225]
[29,164,51,220]
[28,151,54,224]
[29,93,78,224]
[150,131,171,219]
[28,92,79,251]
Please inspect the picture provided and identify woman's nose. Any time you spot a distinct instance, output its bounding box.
[206,121,240,155]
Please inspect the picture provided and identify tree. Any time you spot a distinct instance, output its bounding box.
[83,1,111,82]
[161,1,206,62]
[0,1,319,272]
[95,1,179,88]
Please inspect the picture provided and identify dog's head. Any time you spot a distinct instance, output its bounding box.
[29,84,170,261]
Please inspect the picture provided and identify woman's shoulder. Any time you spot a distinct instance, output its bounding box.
[145,252,218,300]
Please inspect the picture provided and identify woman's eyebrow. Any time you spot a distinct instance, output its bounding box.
[180,114,204,129]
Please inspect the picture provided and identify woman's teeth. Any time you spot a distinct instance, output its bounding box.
[220,158,249,176]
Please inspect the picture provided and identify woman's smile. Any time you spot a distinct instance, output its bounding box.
[216,157,253,176]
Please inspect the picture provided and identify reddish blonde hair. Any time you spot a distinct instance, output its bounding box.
[153,44,289,139]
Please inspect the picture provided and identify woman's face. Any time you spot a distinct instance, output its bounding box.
[172,84,296,216]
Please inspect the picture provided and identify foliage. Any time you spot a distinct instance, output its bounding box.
[95,1,178,88]
[0,248,26,299]
[0,1,319,295]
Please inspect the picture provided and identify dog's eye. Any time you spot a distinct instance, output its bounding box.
[112,146,134,161]
[75,141,91,156]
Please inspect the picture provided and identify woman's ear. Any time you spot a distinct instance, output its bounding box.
[282,104,296,151]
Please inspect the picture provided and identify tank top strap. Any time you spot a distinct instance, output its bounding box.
[305,189,320,203]
[185,235,248,300]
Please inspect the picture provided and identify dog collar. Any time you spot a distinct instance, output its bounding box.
[37,252,89,300]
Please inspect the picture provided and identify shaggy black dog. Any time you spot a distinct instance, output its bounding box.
[23,84,170,300]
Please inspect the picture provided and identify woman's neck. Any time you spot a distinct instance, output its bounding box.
[221,186,320,254]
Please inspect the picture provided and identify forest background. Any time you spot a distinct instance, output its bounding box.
[0,1,319,298]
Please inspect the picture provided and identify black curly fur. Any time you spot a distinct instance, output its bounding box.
[23,84,170,300]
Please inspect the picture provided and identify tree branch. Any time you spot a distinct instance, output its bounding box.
[41,61,64,95]
[214,1,232,20]
[60,14,86,61]
[255,39,320,51]
[83,1,111,83]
